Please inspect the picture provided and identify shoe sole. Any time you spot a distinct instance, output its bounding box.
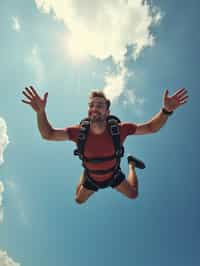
[127,155,146,169]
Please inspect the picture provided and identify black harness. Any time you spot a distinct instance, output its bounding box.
[73,115,124,176]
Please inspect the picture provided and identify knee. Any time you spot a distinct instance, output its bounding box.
[75,196,86,205]
[128,190,138,199]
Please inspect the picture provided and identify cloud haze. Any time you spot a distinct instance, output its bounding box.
[6,179,28,225]
[0,181,4,223]
[25,45,45,82]
[11,16,21,32]
[0,117,9,166]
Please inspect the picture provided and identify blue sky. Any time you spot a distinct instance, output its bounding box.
[0,0,199,265]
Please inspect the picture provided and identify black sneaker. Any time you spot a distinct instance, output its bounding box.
[127,155,146,169]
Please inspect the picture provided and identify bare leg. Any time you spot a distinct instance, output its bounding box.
[127,161,138,194]
[75,174,95,204]
[115,161,138,199]
[76,174,84,196]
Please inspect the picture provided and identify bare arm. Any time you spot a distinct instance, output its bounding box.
[37,111,69,141]
[22,86,69,141]
[135,109,168,135]
[135,88,188,135]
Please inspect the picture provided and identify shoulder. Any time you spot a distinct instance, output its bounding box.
[65,125,81,141]
[119,122,137,135]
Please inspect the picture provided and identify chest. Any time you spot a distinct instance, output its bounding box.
[84,131,115,157]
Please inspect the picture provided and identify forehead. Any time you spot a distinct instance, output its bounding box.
[89,97,106,104]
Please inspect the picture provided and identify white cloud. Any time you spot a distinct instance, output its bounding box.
[0,117,9,166]
[103,65,146,104]
[0,181,4,223]
[25,45,45,82]
[151,5,163,25]
[35,0,160,62]
[0,250,21,266]
[35,0,161,105]
[11,16,21,32]
[103,63,127,102]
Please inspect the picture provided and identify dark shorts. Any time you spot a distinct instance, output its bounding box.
[82,169,126,192]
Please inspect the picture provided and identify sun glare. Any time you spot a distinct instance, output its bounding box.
[66,35,89,64]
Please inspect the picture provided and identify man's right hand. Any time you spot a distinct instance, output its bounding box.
[22,86,48,113]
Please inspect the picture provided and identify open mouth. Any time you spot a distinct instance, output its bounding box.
[90,112,100,116]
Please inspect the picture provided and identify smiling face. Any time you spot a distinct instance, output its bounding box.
[88,96,110,123]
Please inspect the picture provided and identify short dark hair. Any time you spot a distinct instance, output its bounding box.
[89,90,111,110]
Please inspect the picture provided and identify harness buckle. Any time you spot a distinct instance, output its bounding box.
[115,147,124,157]
[78,132,86,140]
[74,149,79,156]
[110,124,119,135]
[81,120,90,127]
[74,149,84,159]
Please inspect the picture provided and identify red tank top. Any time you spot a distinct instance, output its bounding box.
[65,122,137,181]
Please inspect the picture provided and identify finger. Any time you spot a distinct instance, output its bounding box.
[30,86,39,98]
[22,90,33,101]
[163,89,169,99]
[180,100,188,105]
[178,95,189,102]
[174,88,187,97]
[176,90,187,98]
[43,92,48,103]
[25,87,35,98]
[22,100,31,104]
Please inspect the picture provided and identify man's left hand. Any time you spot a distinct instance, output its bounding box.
[163,88,188,112]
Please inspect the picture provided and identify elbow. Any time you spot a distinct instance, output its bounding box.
[41,133,50,140]
[151,127,160,133]
[149,123,160,133]
[41,130,53,140]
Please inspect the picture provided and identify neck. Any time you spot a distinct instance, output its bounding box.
[90,121,107,134]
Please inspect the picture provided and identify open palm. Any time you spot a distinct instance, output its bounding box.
[22,86,48,113]
[163,88,188,112]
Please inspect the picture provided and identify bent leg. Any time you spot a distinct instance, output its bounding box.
[75,185,95,204]
[76,174,84,196]
[75,174,95,204]
[115,162,138,199]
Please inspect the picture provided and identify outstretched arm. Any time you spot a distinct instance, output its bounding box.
[22,86,69,141]
[135,88,188,135]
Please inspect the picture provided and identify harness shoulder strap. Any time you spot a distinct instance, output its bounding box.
[74,118,90,160]
[107,115,124,158]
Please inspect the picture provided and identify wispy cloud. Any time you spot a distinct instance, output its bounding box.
[35,0,162,105]
[0,181,4,223]
[122,88,146,117]
[11,16,21,32]
[0,250,21,266]
[25,45,45,82]
[6,179,28,225]
[0,117,9,223]
[125,89,145,105]
[0,117,9,166]
[103,63,127,102]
